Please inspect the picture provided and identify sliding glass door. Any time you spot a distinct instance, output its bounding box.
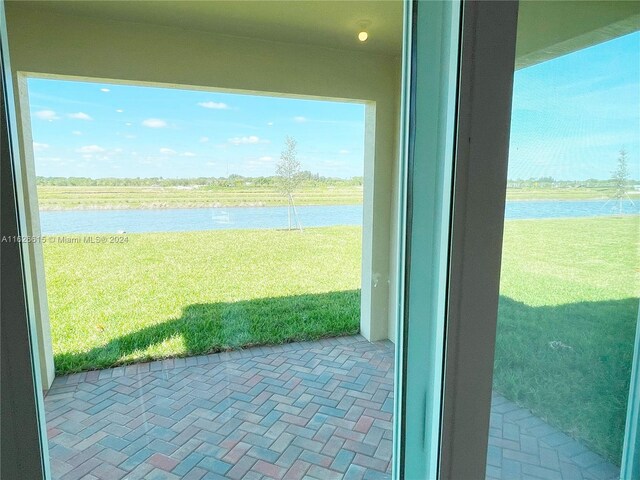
[485,3,640,479]
[16,1,634,479]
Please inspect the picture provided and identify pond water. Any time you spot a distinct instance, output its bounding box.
[39,200,638,235]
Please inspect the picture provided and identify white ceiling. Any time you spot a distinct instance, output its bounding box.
[12,1,638,66]
[23,0,404,56]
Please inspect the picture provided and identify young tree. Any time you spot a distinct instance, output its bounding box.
[276,136,303,230]
[611,148,631,215]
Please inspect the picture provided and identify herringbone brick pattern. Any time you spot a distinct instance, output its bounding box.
[45,335,619,479]
[45,336,394,479]
[486,393,620,480]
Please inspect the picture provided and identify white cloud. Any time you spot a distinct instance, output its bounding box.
[180,151,196,157]
[267,122,274,126]
[32,142,49,152]
[142,118,168,128]
[116,109,124,113]
[100,88,110,92]
[198,101,229,110]
[228,135,262,145]
[34,110,60,121]
[293,116,307,123]
[72,130,82,136]
[258,156,273,162]
[159,148,177,155]
[206,161,217,166]
[199,136,209,143]
[76,145,105,154]
[124,134,136,139]
[68,112,93,121]
[339,149,350,155]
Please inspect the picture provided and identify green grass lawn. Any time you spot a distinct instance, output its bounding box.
[44,226,362,374]
[494,215,639,463]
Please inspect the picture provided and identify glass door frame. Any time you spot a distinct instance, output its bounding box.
[439,2,520,479]
[1,4,50,478]
[622,310,640,478]
[394,1,520,478]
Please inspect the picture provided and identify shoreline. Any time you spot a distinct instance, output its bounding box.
[38,202,364,212]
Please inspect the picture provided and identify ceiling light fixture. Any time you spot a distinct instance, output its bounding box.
[357,20,371,43]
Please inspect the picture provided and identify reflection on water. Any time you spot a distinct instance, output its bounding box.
[39,200,638,235]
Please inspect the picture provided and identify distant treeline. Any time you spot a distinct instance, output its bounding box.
[507,177,639,188]
[36,172,364,188]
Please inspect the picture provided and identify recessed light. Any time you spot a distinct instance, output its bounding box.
[357,20,371,43]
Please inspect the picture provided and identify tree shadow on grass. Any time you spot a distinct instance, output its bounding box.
[54,289,360,374]
[493,295,639,464]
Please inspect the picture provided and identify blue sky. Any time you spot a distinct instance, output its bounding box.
[508,31,639,181]
[28,31,638,181]
[28,80,366,179]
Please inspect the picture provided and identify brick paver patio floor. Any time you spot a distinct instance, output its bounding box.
[486,394,620,480]
[45,335,619,479]
[45,336,393,479]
